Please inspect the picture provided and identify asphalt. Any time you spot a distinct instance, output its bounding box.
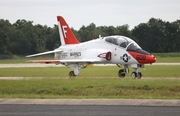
[1,104,180,116]
[0,99,180,106]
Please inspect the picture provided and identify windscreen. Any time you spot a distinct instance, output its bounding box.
[105,36,132,48]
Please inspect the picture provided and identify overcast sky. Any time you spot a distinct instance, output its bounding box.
[0,0,180,30]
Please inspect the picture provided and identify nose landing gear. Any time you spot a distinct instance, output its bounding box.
[131,72,142,79]
[117,64,143,79]
[131,64,143,79]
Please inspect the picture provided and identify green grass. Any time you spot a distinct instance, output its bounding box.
[153,52,180,57]
[155,57,180,63]
[0,66,180,99]
[0,77,179,99]
[152,52,180,62]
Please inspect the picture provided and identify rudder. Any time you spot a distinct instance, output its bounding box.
[57,16,80,45]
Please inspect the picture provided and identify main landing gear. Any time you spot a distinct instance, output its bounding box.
[117,64,143,79]
[67,63,89,77]
[69,71,76,77]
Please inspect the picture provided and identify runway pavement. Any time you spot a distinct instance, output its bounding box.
[0,104,179,116]
[0,99,180,116]
[0,63,180,68]
[0,99,180,106]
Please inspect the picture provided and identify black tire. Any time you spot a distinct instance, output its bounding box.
[118,69,125,78]
[131,72,137,79]
[137,72,142,79]
[69,71,76,77]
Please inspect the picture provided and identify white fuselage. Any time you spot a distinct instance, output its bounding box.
[54,37,138,65]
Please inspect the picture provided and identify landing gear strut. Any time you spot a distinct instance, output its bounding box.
[117,64,129,78]
[67,63,82,77]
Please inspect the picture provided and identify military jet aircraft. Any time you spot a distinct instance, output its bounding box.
[26,16,156,79]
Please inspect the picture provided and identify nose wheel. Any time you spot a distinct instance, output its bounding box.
[131,72,142,79]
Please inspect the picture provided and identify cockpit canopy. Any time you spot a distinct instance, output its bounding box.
[105,36,131,48]
[104,36,140,49]
[104,36,150,55]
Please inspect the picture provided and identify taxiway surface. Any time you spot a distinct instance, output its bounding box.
[0,104,179,116]
[0,99,180,116]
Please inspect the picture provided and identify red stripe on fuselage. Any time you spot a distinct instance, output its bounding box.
[127,51,156,64]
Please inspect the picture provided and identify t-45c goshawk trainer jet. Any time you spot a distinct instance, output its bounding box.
[26,16,156,79]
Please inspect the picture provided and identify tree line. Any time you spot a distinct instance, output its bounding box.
[0,18,179,58]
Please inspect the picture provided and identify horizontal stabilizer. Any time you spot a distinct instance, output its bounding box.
[26,49,63,57]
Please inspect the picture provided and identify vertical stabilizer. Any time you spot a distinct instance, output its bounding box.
[57,16,80,45]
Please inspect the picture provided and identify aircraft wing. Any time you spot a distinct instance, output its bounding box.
[26,49,63,57]
[27,59,102,64]
[59,59,102,63]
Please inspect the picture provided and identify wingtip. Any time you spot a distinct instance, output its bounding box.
[25,55,34,58]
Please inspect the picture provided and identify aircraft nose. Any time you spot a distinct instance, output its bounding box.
[136,54,156,64]
[127,51,156,64]
[137,54,156,64]
[148,55,156,63]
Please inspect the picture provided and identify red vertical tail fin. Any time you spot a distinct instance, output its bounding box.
[57,16,80,45]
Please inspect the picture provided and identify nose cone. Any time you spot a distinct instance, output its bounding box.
[127,51,156,64]
[135,54,156,64]
[147,55,156,64]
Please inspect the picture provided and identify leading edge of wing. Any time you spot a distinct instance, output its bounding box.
[26,49,63,57]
